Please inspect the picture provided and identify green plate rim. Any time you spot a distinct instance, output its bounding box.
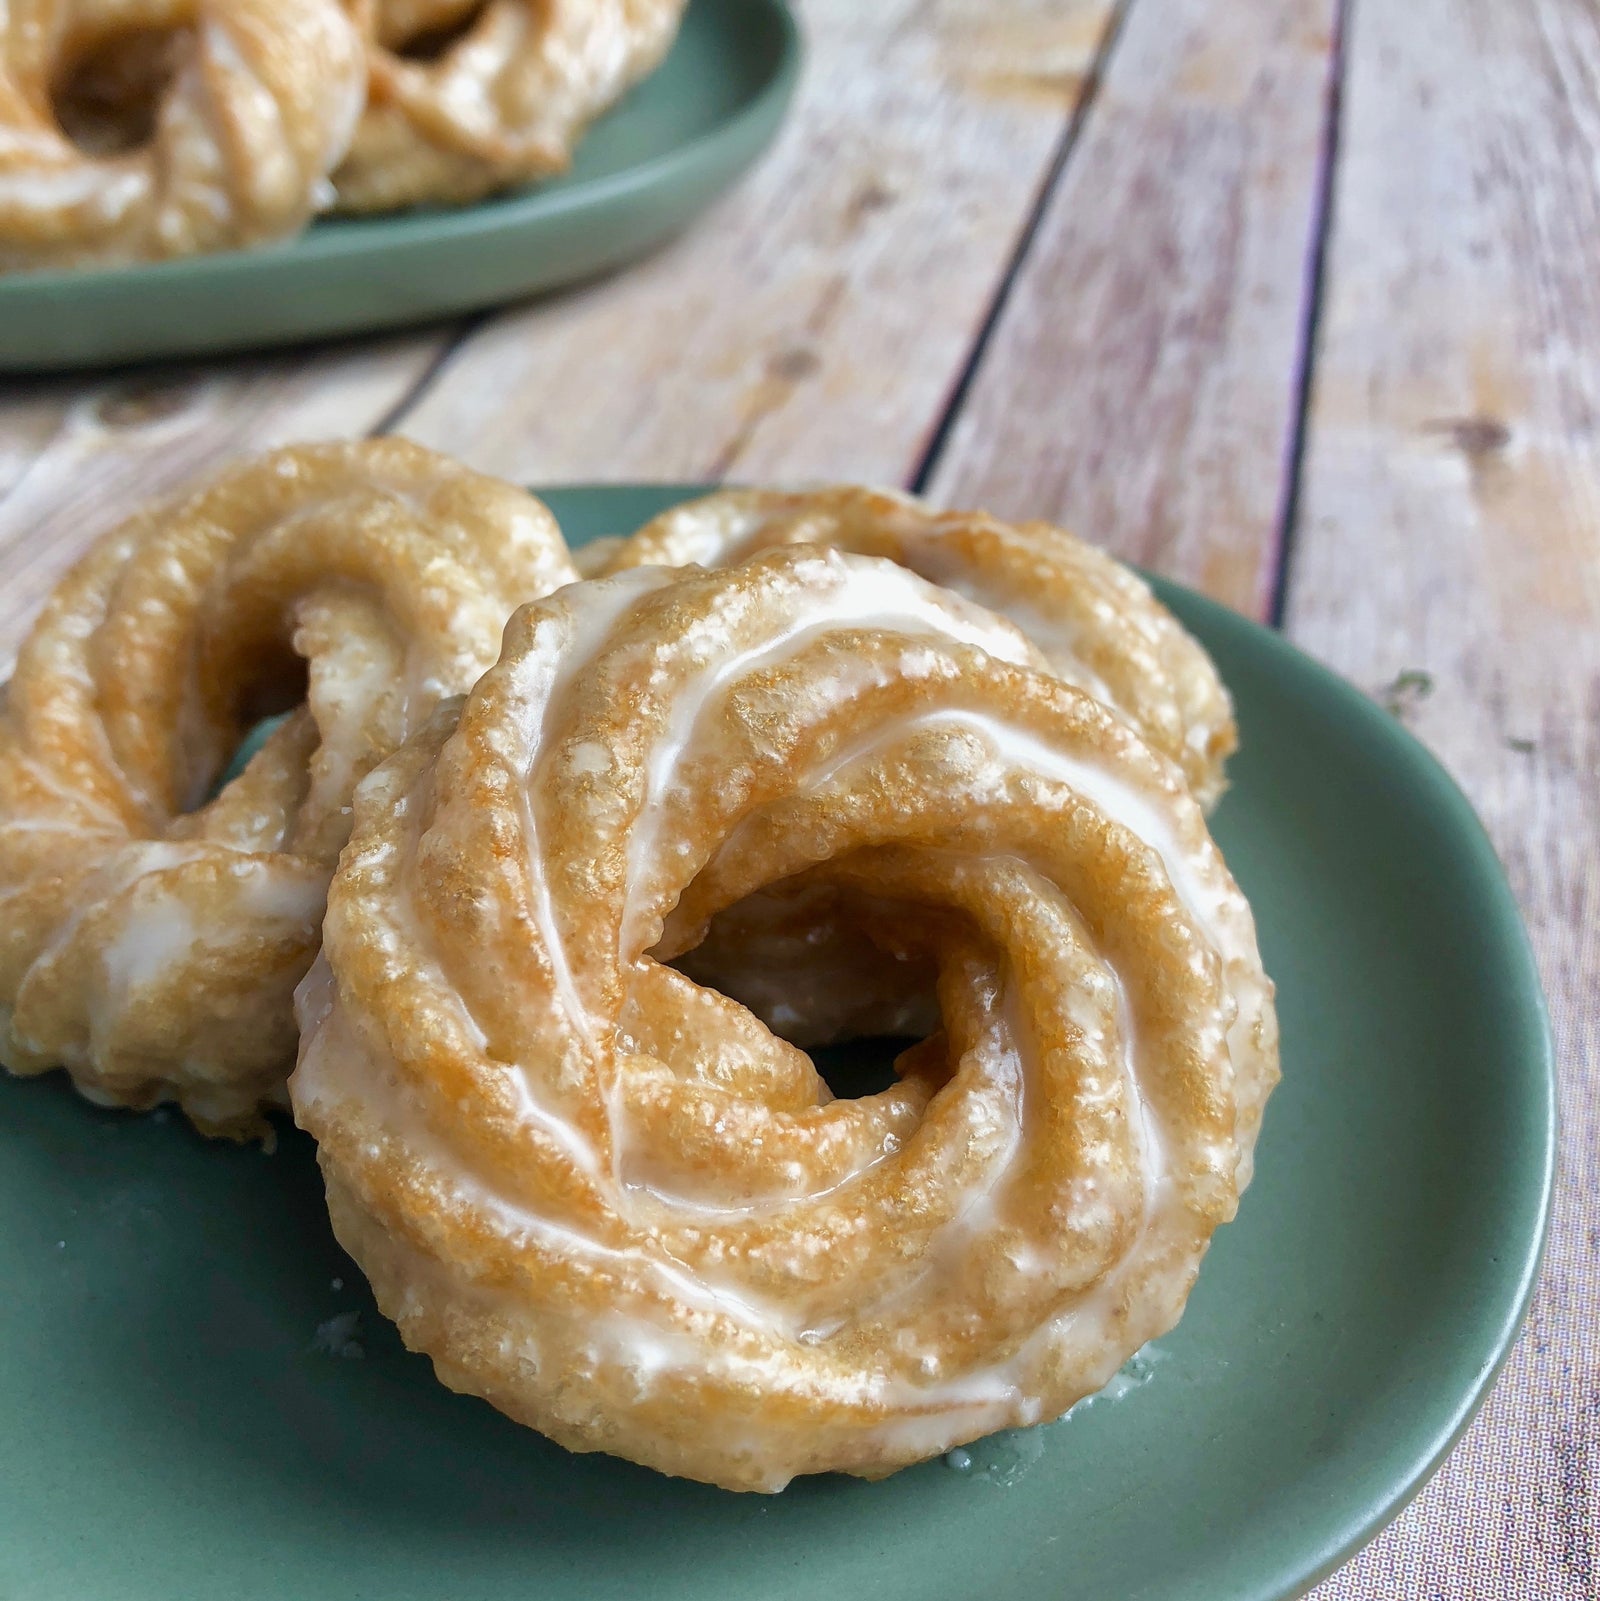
[0,481,1557,1601]
[1148,571,1557,1596]
[541,481,1559,1600]
[0,0,802,367]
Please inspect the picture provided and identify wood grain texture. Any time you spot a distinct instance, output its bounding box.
[389,0,1121,486]
[923,0,1340,617]
[1287,1,1599,1594]
[0,335,443,668]
[0,0,1582,1584]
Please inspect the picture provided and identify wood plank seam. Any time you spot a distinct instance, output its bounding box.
[1266,0,1351,627]
[907,0,1137,496]
[369,314,484,438]
[374,0,1128,488]
[919,0,1343,617]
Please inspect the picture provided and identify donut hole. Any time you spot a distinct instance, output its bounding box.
[201,656,310,801]
[669,882,949,1101]
[210,711,292,796]
[235,652,310,730]
[391,2,490,62]
[52,27,185,156]
[808,1037,917,1101]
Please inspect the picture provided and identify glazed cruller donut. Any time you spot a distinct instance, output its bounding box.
[0,439,575,1136]
[292,545,1279,1491]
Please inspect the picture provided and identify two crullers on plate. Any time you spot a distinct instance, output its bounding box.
[0,438,1278,1491]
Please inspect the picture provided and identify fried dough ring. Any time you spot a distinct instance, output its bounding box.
[292,547,1278,1491]
[333,0,686,213]
[0,0,365,269]
[0,439,576,1136]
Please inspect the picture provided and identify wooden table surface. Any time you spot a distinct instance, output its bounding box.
[0,1,1593,1592]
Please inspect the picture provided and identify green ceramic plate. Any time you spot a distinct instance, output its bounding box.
[0,0,799,373]
[0,485,1554,1601]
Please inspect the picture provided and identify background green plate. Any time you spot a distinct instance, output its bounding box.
[0,485,1554,1601]
[0,0,799,373]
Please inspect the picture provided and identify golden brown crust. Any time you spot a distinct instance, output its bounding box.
[0,0,365,269]
[292,547,1278,1489]
[597,485,1238,807]
[332,0,688,214]
[0,438,576,1136]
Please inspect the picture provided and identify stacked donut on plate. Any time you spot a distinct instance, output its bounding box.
[0,448,1279,1491]
[0,0,688,269]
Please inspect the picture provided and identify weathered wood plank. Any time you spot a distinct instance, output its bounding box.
[1287,1,1599,1595]
[924,0,1340,618]
[0,335,444,664]
[392,0,1121,486]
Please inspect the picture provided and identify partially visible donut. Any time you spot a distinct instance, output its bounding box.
[0,439,576,1136]
[332,0,686,213]
[0,0,365,268]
